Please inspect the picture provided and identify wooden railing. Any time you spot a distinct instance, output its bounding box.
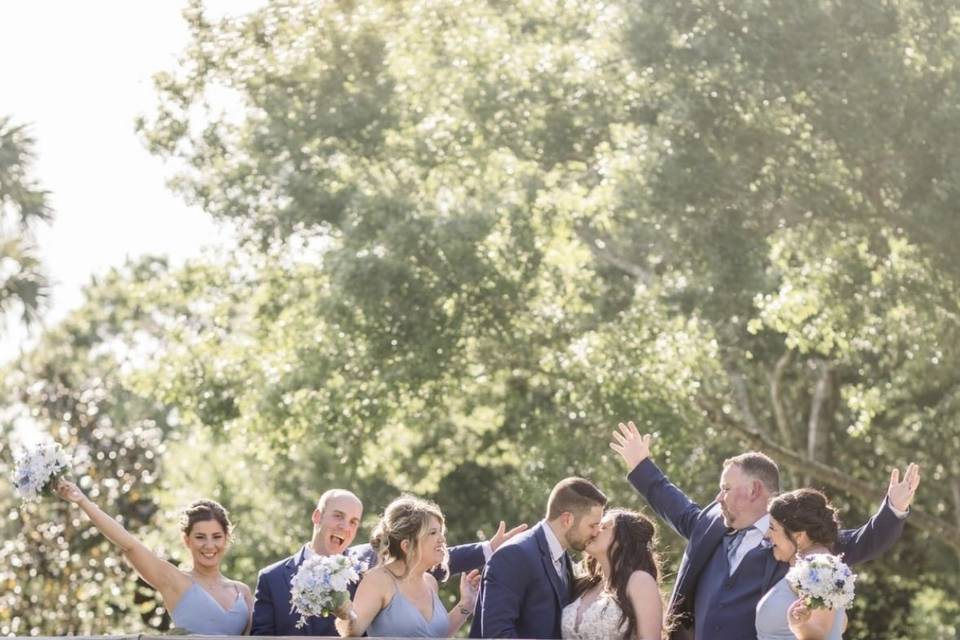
[10,636,497,640]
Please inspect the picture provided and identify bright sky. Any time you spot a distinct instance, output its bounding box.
[0,0,264,363]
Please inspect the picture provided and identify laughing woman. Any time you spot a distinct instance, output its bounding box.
[334,495,480,638]
[758,489,845,640]
[57,479,252,635]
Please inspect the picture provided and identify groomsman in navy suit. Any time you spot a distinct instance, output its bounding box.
[472,477,608,639]
[610,422,919,640]
[252,488,524,636]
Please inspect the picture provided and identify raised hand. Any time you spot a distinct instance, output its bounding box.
[489,520,527,553]
[609,421,653,469]
[56,478,87,504]
[887,463,921,512]
[458,569,481,610]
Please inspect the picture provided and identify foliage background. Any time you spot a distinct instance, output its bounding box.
[3,0,959,637]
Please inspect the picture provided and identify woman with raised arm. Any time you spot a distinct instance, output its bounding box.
[561,508,664,640]
[57,479,252,635]
[334,495,480,638]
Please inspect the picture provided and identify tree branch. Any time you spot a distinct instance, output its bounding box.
[769,349,795,447]
[953,478,960,532]
[807,359,834,465]
[575,227,656,287]
[728,367,767,437]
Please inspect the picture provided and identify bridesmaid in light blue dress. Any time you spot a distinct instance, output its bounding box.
[334,495,480,638]
[58,480,251,634]
[758,489,846,640]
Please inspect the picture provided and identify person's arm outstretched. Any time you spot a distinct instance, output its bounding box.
[334,567,390,637]
[57,479,186,601]
[611,422,704,539]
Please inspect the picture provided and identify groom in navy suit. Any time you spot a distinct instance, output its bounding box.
[472,477,608,639]
[611,422,920,640]
[252,488,523,636]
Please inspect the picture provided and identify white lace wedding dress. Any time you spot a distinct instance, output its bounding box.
[561,591,627,640]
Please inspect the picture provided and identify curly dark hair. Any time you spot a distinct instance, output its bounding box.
[768,488,840,551]
[573,509,662,640]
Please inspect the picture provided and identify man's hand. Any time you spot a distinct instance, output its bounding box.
[609,421,652,470]
[887,462,921,513]
[489,521,527,553]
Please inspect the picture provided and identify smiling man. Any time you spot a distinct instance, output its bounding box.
[251,490,364,636]
[610,421,919,640]
[252,488,522,636]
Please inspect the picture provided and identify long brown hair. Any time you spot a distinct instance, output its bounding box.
[573,509,662,640]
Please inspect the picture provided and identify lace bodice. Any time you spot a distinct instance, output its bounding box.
[561,591,627,640]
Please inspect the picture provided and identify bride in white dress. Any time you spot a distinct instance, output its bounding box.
[561,509,663,640]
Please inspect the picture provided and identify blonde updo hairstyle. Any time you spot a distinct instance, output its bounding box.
[369,495,448,578]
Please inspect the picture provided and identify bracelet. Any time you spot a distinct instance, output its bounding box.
[458,604,473,617]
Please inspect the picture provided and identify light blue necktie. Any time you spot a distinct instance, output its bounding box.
[725,526,751,570]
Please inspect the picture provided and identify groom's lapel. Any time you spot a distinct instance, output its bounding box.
[535,526,567,605]
[541,550,567,604]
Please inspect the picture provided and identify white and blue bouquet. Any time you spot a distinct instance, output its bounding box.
[786,553,856,610]
[290,553,365,628]
[12,440,70,502]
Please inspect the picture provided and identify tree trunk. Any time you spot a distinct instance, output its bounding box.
[805,360,835,484]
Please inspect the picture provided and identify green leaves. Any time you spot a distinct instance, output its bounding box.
[0,116,52,327]
[6,0,960,635]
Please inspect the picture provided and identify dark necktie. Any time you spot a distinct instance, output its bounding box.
[558,553,570,588]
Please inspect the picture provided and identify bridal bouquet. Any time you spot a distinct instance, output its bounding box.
[290,553,365,628]
[786,553,856,610]
[12,441,71,502]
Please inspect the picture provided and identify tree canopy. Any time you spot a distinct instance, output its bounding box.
[0,116,51,328]
[3,0,960,637]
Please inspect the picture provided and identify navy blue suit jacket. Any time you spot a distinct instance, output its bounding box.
[628,459,906,640]
[471,521,572,639]
[251,541,485,636]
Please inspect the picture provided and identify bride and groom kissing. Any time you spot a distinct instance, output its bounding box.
[471,422,919,640]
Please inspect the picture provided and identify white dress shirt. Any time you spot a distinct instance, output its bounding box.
[541,521,568,582]
[729,513,770,574]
